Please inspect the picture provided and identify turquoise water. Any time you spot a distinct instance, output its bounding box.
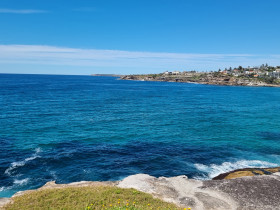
[1,74,280,197]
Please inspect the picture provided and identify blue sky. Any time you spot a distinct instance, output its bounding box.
[0,0,280,75]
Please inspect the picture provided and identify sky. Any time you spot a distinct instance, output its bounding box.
[0,0,280,75]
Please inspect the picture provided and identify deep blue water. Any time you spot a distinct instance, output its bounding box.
[1,74,280,197]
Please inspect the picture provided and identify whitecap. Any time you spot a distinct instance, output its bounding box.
[0,185,12,193]
[13,178,30,186]
[194,159,278,179]
[5,148,41,176]
[35,148,41,153]
[0,178,30,196]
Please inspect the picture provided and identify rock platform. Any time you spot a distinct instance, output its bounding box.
[2,172,280,209]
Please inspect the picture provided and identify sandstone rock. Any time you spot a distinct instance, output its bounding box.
[118,174,237,210]
[118,173,280,210]
[0,198,10,210]
[2,173,280,210]
[213,167,280,180]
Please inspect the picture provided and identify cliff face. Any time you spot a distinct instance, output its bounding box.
[2,172,280,210]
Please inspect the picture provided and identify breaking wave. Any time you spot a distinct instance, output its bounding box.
[0,178,30,196]
[5,148,41,176]
[194,159,278,179]
[13,178,30,186]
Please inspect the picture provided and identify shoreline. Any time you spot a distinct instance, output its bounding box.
[120,74,280,87]
[1,166,279,199]
[1,167,280,209]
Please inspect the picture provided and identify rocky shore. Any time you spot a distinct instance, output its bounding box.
[120,73,280,87]
[212,166,280,180]
[1,167,280,210]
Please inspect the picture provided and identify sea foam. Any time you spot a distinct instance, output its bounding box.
[0,179,30,195]
[194,159,278,179]
[13,178,30,186]
[5,148,41,176]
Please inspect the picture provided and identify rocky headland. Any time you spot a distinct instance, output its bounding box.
[1,167,280,210]
[120,72,280,87]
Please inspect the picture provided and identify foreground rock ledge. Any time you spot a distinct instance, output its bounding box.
[2,173,280,210]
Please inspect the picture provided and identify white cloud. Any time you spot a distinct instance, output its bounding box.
[0,9,47,14]
[0,44,279,74]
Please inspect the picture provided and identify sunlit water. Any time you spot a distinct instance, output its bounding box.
[1,74,280,197]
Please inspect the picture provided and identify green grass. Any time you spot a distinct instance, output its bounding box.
[4,186,187,210]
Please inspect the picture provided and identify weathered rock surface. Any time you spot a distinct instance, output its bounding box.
[118,173,280,210]
[0,199,10,209]
[118,174,237,210]
[2,173,280,210]
[204,173,280,210]
[213,166,280,180]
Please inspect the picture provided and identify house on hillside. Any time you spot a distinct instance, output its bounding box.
[222,70,228,74]
[268,71,280,78]
[172,71,180,75]
[232,69,241,76]
[163,71,172,75]
[275,68,280,72]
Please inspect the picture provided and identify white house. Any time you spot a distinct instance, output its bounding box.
[172,71,180,75]
[163,71,172,75]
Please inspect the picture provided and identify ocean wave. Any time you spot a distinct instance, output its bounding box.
[0,186,6,192]
[0,178,30,196]
[194,159,278,179]
[0,185,12,193]
[5,148,41,176]
[13,178,30,186]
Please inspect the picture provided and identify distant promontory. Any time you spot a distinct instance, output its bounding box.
[121,64,280,87]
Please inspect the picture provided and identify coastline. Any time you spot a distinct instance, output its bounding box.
[1,74,280,209]
[2,167,280,210]
[120,74,280,87]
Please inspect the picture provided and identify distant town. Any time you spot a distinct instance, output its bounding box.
[163,64,280,78]
[121,64,280,87]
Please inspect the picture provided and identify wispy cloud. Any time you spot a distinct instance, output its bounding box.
[0,9,47,14]
[0,44,279,74]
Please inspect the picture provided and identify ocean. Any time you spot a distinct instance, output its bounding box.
[1,74,280,197]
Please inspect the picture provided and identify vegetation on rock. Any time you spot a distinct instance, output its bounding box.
[4,186,186,210]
